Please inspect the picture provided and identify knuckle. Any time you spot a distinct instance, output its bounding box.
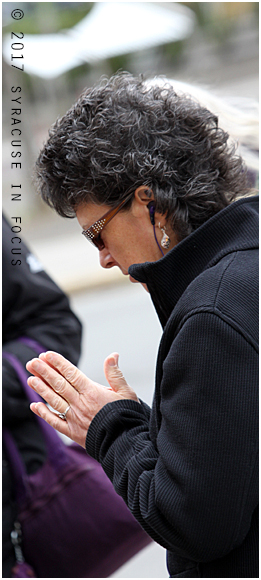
[50,396,60,411]
[53,416,61,430]
[66,366,78,383]
[113,369,124,381]
[39,365,48,379]
[54,376,66,392]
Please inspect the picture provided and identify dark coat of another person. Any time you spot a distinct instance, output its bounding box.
[2,215,82,577]
[86,195,259,578]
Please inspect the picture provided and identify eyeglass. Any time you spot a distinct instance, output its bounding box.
[82,191,134,250]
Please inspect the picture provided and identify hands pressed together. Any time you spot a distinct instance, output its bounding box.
[26,352,139,448]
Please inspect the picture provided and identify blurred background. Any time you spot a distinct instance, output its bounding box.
[3,3,259,577]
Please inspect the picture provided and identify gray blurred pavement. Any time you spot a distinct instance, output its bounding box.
[110,541,167,578]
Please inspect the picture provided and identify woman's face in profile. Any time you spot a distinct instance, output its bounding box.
[76,196,171,283]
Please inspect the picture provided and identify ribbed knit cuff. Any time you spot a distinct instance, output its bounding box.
[85,398,149,461]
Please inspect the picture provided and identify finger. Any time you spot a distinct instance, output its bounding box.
[28,353,64,380]
[104,352,127,391]
[27,375,73,415]
[40,351,90,392]
[104,353,140,402]
[26,359,78,405]
[30,402,70,438]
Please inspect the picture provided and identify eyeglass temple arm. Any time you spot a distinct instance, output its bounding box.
[103,191,134,224]
[82,190,134,236]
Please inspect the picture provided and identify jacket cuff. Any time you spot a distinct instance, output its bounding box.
[85,398,149,461]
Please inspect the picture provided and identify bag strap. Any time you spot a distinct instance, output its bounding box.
[3,352,69,470]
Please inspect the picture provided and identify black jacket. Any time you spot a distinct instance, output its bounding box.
[86,196,259,578]
[2,215,82,577]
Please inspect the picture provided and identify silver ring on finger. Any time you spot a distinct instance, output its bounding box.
[58,405,70,421]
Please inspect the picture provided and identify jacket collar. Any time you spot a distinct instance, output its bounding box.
[129,196,259,327]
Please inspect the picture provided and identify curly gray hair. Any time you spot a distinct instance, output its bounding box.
[34,72,250,240]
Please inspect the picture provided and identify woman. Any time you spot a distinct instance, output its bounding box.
[26,73,258,578]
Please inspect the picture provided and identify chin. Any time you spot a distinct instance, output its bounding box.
[129,276,148,292]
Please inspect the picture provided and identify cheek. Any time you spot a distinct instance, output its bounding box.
[106,216,149,265]
[108,237,136,268]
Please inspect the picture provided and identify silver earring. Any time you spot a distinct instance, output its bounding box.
[159,223,170,249]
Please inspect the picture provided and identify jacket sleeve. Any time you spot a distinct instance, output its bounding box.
[86,312,258,562]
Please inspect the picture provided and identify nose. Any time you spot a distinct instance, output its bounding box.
[99,248,117,269]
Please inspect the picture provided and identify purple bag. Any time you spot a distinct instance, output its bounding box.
[3,351,151,578]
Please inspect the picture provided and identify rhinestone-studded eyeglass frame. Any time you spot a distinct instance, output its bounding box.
[82,191,134,250]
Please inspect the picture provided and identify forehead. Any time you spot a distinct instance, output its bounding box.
[76,201,111,230]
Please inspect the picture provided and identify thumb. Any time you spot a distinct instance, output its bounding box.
[104,353,139,402]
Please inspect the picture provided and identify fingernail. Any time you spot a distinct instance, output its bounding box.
[46,352,54,362]
[31,378,39,387]
[30,403,41,415]
[108,358,116,366]
[32,360,39,370]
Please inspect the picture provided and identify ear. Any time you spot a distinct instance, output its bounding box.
[134,185,167,226]
[134,186,154,205]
